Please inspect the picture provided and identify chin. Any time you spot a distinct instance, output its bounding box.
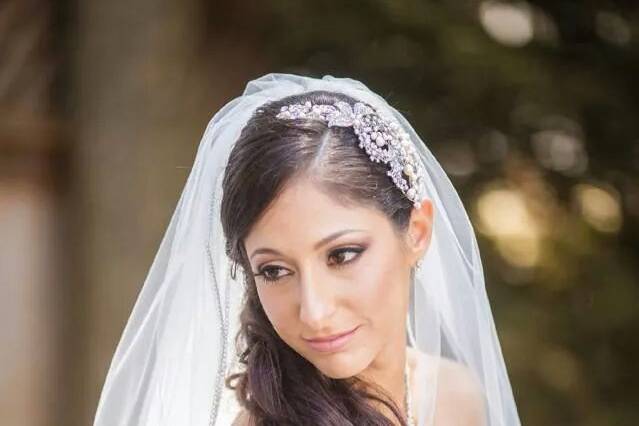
[315,363,353,379]
[307,351,370,379]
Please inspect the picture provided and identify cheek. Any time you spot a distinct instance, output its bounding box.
[354,248,407,330]
[256,285,298,337]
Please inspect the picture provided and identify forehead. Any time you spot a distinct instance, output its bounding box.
[244,177,394,251]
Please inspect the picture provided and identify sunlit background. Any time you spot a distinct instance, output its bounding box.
[1,1,637,425]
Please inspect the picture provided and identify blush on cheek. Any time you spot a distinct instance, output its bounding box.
[256,288,277,325]
[256,286,298,343]
[360,261,402,312]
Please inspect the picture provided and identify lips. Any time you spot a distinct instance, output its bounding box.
[303,325,360,353]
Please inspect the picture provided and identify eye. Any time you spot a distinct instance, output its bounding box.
[254,265,291,284]
[328,246,365,268]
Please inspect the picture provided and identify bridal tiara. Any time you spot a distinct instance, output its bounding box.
[275,100,427,209]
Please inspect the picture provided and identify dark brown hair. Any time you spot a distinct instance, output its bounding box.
[220,90,414,425]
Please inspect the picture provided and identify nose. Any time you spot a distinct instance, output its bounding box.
[298,265,337,331]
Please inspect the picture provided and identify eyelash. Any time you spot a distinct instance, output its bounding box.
[254,246,365,284]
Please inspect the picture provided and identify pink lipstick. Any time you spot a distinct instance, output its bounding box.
[303,325,360,353]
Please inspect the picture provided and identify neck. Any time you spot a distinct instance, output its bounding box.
[357,328,408,423]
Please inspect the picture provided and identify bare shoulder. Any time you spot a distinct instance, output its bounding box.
[409,348,487,426]
[232,409,252,426]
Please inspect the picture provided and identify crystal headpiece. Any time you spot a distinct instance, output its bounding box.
[276,100,427,209]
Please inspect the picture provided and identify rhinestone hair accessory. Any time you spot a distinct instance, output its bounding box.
[276,100,427,209]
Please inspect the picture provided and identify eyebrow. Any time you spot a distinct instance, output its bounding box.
[249,229,367,260]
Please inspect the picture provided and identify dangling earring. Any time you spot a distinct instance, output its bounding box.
[415,258,423,270]
[230,260,238,280]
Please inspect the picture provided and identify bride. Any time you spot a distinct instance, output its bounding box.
[93,74,521,425]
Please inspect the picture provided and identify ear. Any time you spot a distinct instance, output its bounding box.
[405,198,434,267]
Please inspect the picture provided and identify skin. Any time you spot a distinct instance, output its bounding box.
[237,175,486,425]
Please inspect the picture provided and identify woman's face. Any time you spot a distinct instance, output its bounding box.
[244,176,431,379]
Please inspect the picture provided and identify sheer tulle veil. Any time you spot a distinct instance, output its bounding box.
[93,73,521,425]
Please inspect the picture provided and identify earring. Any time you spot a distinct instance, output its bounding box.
[415,258,423,269]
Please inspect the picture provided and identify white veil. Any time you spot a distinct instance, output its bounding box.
[93,73,521,425]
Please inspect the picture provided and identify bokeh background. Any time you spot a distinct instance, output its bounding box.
[1,1,638,425]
